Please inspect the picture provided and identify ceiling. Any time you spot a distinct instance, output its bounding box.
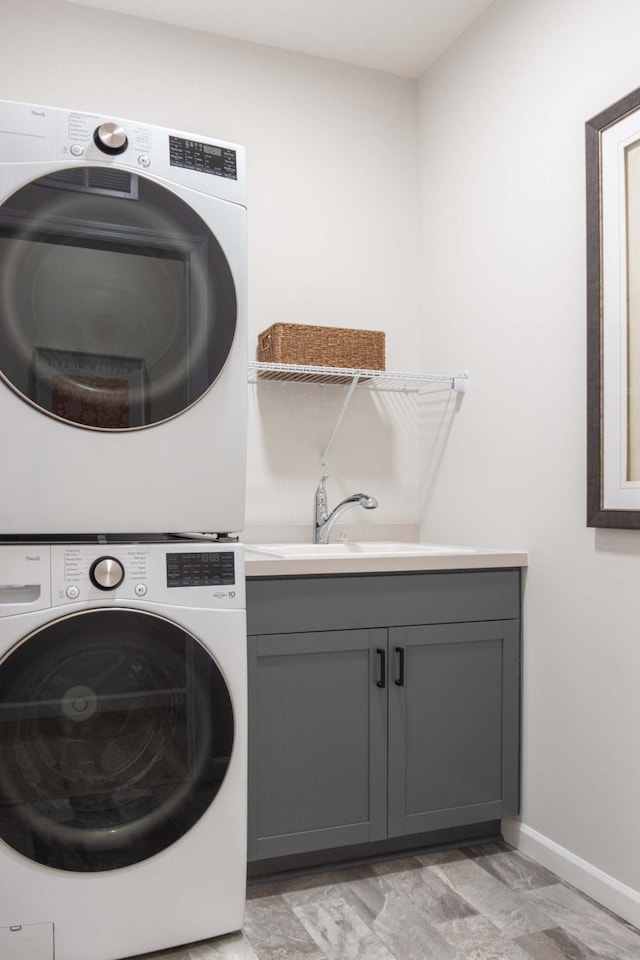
[66,0,496,78]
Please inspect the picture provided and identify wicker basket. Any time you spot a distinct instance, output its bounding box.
[257,323,385,371]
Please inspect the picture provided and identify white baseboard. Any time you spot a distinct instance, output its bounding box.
[502,819,640,929]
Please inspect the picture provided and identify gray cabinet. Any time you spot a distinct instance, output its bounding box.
[387,620,520,837]
[247,628,387,860]
[247,569,521,864]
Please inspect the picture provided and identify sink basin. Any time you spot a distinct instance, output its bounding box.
[245,541,478,559]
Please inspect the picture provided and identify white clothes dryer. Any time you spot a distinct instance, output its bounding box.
[0,100,247,536]
[0,538,247,960]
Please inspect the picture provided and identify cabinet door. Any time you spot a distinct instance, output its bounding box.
[387,620,520,837]
[248,629,388,861]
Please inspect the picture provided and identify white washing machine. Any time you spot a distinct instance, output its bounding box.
[0,100,247,536]
[0,538,247,960]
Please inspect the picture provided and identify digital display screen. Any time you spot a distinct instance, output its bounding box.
[169,136,237,180]
[166,551,235,587]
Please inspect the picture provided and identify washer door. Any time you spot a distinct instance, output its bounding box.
[0,167,237,429]
[0,609,234,872]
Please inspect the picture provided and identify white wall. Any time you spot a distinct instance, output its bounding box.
[418,0,640,919]
[2,0,419,537]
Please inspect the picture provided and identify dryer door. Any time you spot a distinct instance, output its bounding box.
[0,608,234,872]
[0,168,237,428]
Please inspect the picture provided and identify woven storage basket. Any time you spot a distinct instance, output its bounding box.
[257,323,385,371]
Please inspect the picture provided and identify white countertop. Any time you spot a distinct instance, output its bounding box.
[244,543,528,577]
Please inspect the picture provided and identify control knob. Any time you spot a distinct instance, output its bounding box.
[93,122,128,155]
[90,556,125,591]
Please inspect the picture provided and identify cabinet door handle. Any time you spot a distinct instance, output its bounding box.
[376,648,386,688]
[395,646,405,686]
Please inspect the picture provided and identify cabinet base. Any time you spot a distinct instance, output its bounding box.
[247,820,502,881]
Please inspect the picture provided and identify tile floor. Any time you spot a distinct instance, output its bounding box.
[133,841,640,960]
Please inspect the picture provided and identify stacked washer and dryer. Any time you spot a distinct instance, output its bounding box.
[0,100,249,960]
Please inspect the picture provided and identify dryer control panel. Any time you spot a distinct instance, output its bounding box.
[0,98,246,207]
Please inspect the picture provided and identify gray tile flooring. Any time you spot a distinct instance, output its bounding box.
[132,842,640,960]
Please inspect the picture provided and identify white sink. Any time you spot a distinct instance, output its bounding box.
[245,541,478,559]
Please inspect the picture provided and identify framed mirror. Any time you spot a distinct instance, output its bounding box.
[587,85,640,527]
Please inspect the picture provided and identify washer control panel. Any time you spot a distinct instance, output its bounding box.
[0,542,245,613]
[50,543,245,609]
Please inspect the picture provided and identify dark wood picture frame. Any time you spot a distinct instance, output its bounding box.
[587,85,640,528]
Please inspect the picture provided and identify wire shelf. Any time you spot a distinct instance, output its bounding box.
[248,361,469,393]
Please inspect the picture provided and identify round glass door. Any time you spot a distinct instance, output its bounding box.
[0,608,234,872]
[0,167,237,429]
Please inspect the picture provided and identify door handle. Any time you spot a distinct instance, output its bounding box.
[376,648,386,688]
[395,646,405,686]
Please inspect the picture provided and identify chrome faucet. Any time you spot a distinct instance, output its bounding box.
[314,473,378,544]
